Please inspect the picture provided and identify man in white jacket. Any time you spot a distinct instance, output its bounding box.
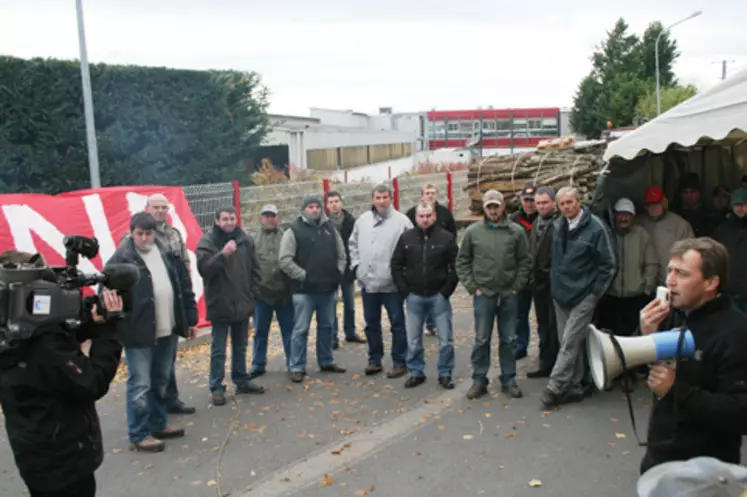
[349,183,413,378]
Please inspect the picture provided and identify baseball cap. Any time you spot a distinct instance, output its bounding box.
[614,198,636,215]
[520,185,537,199]
[713,185,731,198]
[637,457,747,497]
[260,204,279,215]
[482,190,504,208]
[731,187,747,205]
[644,186,665,205]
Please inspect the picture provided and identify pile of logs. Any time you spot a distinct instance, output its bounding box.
[464,147,605,215]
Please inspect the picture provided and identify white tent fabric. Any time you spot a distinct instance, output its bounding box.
[603,66,747,161]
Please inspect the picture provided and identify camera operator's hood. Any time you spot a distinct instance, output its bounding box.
[0,253,56,284]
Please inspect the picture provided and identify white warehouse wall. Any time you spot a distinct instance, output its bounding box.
[309,108,369,128]
[303,128,416,150]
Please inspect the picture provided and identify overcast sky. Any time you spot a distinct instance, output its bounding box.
[2,0,745,116]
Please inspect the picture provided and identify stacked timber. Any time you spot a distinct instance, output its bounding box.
[464,146,604,215]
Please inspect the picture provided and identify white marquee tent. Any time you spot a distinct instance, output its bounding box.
[604,66,747,162]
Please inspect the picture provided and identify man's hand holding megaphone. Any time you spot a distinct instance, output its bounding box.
[639,293,677,398]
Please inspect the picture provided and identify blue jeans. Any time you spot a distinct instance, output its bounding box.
[125,334,178,443]
[405,293,455,377]
[361,289,407,367]
[514,289,533,353]
[252,300,294,373]
[289,292,336,372]
[333,280,357,345]
[165,355,180,408]
[209,319,251,392]
[472,292,518,385]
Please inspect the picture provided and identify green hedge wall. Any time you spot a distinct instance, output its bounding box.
[0,56,270,194]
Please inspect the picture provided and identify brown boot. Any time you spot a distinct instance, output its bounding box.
[152,426,185,440]
[365,363,383,375]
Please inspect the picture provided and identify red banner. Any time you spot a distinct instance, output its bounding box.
[0,186,208,327]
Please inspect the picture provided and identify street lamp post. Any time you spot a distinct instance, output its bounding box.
[75,0,101,188]
[656,10,702,116]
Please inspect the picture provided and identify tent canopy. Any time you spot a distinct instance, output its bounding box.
[603,67,747,161]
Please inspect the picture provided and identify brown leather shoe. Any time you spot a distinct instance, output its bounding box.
[152,426,185,440]
[130,436,165,452]
[365,363,383,375]
[386,365,407,379]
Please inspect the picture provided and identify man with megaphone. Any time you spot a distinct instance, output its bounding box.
[635,237,747,475]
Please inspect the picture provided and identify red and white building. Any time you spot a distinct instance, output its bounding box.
[424,107,568,150]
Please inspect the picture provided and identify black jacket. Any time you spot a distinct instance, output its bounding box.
[406,202,457,236]
[390,224,459,298]
[196,227,261,322]
[0,322,122,492]
[714,217,747,297]
[529,214,557,291]
[643,294,747,472]
[107,238,198,348]
[332,209,356,282]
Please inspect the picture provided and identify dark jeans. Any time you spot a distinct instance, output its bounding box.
[514,289,533,353]
[472,292,518,385]
[533,286,559,372]
[289,292,336,372]
[361,289,407,367]
[252,300,294,373]
[209,319,251,392]
[333,279,357,345]
[165,353,180,408]
[27,474,96,497]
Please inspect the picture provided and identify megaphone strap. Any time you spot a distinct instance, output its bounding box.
[606,328,688,448]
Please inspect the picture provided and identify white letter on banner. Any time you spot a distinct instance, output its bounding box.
[123,192,204,302]
[1,204,99,274]
[81,194,117,264]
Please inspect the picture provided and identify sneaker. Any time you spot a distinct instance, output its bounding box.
[425,328,436,337]
[345,335,367,344]
[466,382,488,400]
[320,364,347,373]
[212,390,227,406]
[404,376,426,388]
[152,426,185,439]
[501,383,524,398]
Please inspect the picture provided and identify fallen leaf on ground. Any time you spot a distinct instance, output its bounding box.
[438,425,445,430]
[463,435,474,440]
[615,433,626,439]
[190,481,202,486]
[499,465,505,469]
[319,474,334,487]
[504,431,516,439]
[111,448,122,454]
[484,413,492,418]
[331,448,343,455]
[354,485,375,496]
[207,480,217,487]
[414,450,422,456]
[623,451,631,455]
[528,479,543,488]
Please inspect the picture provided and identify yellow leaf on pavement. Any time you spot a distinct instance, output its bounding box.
[528,479,543,488]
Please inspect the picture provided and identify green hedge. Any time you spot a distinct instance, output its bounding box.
[0,56,269,194]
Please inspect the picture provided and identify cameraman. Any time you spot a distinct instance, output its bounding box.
[638,237,747,474]
[0,250,124,497]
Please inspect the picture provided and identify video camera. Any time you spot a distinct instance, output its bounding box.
[0,235,139,344]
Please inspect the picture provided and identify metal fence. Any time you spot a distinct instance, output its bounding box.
[182,182,235,233]
[182,171,472,238]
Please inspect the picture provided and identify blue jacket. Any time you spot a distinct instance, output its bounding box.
[550,206,617,308]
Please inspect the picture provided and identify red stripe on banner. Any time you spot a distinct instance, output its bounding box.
[0,186,208,328]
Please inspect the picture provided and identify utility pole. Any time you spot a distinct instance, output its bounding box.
[76,0,101,188]
[712,60,735,80]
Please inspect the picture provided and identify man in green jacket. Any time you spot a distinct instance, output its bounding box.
[456,190,532,400]
[251,204,294,377]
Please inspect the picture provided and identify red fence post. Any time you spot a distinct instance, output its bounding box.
[322,178,331,213]
[446,172,454,212]
[232,180,242,227]
[392,178,400,211]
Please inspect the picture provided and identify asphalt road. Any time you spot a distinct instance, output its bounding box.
[0,290,730,497]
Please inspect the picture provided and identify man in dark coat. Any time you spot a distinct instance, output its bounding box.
[196,206,265,407]
[0,251,125,497]
[326,191,366,347]
[107,212,198,452]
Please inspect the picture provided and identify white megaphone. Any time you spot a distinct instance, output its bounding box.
[587,324,696,391]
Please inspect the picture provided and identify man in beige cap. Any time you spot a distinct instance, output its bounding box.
[456,189,532,400]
